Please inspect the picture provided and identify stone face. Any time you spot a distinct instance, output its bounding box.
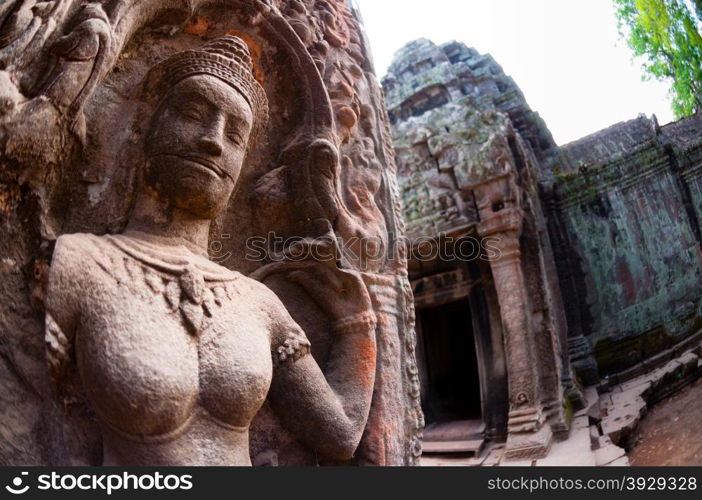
[0,0,421,466]
[384,39,574,460]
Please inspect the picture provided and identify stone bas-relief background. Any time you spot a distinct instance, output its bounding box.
[0,0,422,466]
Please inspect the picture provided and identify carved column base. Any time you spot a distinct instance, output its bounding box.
[562,369,587,414]
[504,407,553,460]
[543,397,569,436]
[504,424,553,461]
[568,334,600,386]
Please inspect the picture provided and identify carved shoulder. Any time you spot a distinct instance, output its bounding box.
[46,234,90,333]
[45,234,96,390]
[47,233,121,327]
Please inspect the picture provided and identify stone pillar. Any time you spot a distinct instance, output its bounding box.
[541,188,599,389]
[475,178,553,460]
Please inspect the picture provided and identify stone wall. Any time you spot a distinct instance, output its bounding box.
[550,114,702,380]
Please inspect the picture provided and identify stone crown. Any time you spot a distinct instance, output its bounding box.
[143,35,269,144]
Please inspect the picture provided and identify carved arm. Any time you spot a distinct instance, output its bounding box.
[254,263,377,461]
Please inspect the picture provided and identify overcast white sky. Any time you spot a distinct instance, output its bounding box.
[353,0,676,145]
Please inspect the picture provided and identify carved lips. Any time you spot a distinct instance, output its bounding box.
[153,153,227,180]
[180,155,226,178]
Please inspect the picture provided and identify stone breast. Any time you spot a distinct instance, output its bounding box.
[74,240,273,440]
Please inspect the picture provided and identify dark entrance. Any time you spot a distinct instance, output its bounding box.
[419,298,482,423]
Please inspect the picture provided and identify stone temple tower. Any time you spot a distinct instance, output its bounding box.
[383,38,581,459]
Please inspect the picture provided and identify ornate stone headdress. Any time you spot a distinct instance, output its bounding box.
[142,35,269,143]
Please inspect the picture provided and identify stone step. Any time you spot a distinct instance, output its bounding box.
[423,419,485,442]
[422,439,485,456]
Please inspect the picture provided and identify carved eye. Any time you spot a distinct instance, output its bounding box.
[225,128,244,145]
[180,104,204,121]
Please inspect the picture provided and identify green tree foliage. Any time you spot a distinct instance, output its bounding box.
[614,0,702,117]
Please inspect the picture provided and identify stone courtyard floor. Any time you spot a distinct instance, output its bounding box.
[628,376,702,465]
[420,387,628,467]
[421,342,702,467]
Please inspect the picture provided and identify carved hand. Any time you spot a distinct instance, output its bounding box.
[287,263,373,321]
[252,260,373,323]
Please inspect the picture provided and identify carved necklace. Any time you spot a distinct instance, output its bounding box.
[103,231,240,336]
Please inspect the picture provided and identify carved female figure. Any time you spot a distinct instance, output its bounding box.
[44,36,377,466]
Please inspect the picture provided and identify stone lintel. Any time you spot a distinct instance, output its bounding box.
[477,207,523,239]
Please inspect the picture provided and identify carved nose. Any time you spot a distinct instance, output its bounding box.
[198,135,223,157]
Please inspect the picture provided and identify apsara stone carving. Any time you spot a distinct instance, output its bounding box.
[44,36,378,466]
[0,1,421,466]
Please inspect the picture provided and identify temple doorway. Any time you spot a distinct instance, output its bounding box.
[418,297,485,455]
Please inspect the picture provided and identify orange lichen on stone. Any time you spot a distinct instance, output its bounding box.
[185,16,209,37]
[0,183,19,215]
[352,336,377,387]
[0,190,9,213]
[226,30,264,85]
